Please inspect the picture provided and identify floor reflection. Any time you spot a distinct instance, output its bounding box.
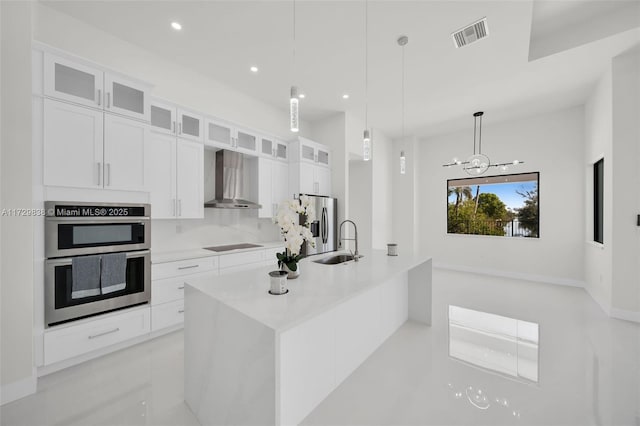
[448,305,539,382]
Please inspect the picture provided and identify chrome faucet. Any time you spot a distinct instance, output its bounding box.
[338,220,359,261]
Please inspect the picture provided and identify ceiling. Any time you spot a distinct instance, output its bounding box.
[42,0,640,139]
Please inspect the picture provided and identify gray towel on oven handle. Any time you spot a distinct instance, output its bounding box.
[71,255,101,299]
[100,253,127,294]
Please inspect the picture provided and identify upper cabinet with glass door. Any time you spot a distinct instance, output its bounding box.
[177,108,203,142]
[289,137,330,168]
[260,136,288,162]
[150,99,177,136]
[44,52,151,122]
[44,53,104,110]
[205,117,234,150]
[234,127,259,156]
[104,73,150,121]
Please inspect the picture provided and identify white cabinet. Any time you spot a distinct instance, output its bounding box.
[44,53,103,109]
[205,117,235,149]
[44,52,150,122]
[289,137,332,196]
[43,307,150,366]
[289,161,332,197]
[146,131,204,219]
[204,118,259,156]
[258,158,290,218]
[43,99,103,189]
[260,136,288,161]
[176,140,204,218]
[151,257,218,332]
[103,113,148,191]
[104,73,150,121]
[290,137,331,168]
[150,100,177,135]
[43,99,148,191]
[177,108,203,142]
[146,132,177,218]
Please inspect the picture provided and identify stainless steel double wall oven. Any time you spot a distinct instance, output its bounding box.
[44,201,151,327]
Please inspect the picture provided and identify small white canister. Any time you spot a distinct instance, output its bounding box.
[387,243,398,256]
[269,270,289,295]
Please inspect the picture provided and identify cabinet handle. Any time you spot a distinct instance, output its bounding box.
[178,199,182,217]
[88,327,119,339]
[178,265,199,270]
[178,285,185,290]
[106,92,111,108]
[97,89,101,106]
[106,163,111,186]
[172,199,176,217]
[172,121,175,134]
[178,309,185,314]
[178,122,182,135]
[97,162,102,186]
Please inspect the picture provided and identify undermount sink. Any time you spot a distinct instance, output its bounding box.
[313,254,363,265]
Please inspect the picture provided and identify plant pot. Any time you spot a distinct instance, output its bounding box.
[282,263,300,279]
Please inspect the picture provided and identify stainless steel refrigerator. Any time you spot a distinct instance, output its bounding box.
[301,196,337,257]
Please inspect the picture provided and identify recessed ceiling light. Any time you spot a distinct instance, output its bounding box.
[171,22,182,31]
[298,93,305,99]
[250,66,259,73]
[342,94,349,99]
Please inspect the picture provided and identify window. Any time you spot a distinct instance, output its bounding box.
[447,172,539,238]
[594,159,604,244]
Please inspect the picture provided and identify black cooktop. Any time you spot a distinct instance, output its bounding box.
[203,243,263,252]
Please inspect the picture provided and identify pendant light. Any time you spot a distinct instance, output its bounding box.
[442,111,523,175]
[362,0,371,161]
[398,35,408,174]
[289,0,299,133]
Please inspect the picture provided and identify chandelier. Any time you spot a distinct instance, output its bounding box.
[443,111,523,175]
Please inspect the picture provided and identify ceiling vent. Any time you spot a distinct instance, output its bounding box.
[452,17,488,48]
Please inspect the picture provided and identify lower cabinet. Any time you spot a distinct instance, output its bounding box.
[43,307,150,366]
[151,299,185,331]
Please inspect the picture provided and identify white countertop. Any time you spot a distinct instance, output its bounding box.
[151,241,284,264]
[185,250,431,332]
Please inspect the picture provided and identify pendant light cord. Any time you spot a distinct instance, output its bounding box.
[473,115,477,155]
[401,42,405,144]
[365,0,368,130]
[292,0,296,82]
[479,114,482,154]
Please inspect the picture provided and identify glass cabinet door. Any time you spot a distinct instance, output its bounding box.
[205,119,234,148]
[275,141,288,161]
[150,100,176,135]
[236,128,257,154]
[177,109,203,142]
[44,53,104,109]
[105,74,149,121]
[317,148,330,166]
[301,144,315,163]
[261,137,275,157]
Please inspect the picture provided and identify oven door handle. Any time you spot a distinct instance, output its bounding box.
[46,250,150,265]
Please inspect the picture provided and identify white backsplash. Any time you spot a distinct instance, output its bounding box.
[152,208,282,252]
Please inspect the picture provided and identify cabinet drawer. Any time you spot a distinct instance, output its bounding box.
[152,300,184,331]
[44,307,150,365]
[152,256,217,280]
[152,271,218,305]
[218,250,264,269]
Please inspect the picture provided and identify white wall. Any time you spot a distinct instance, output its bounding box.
[1,0,36,404]
[371,130,393,249]
[348,160,372,254]
[584,48,640,319]
[585,67,613,312]
[416,107,585,284]
[610,49,640,315]
[392,136,419,256]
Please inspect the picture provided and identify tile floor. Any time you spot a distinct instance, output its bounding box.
[2,269,639,425]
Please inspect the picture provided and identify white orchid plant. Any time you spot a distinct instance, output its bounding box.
[273,195,316,272]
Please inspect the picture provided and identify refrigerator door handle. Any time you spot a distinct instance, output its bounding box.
[322,207,328,244]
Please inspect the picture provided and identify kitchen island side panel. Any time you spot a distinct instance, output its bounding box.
[184,285,276,426]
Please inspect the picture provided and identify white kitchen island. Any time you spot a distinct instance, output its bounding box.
[184,250,432,426]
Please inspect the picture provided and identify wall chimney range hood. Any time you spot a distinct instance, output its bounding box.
[204,150,261,209]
